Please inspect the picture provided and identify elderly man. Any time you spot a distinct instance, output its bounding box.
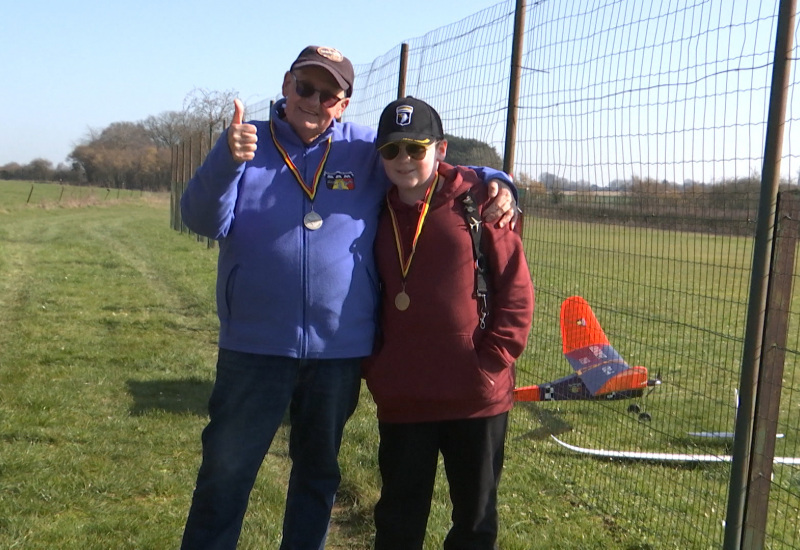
[179,45,516,550]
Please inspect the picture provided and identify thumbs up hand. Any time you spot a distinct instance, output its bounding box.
[227,99,258,163]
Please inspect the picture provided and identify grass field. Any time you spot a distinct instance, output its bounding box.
[1,181,799,549]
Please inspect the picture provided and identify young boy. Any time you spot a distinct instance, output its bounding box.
[363,97,534,549]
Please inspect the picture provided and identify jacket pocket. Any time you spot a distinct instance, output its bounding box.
[222,264,240,319]
[367,333,498,406]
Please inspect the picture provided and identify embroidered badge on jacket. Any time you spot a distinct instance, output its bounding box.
[325,171,355,190]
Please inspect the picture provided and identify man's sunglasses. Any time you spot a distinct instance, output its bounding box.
[379,142,431,161]
[292,74,345,108]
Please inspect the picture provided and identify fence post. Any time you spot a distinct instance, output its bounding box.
[180,141,187,233]
[740,190,800,548]
[170,144,176,229]
[503,0,526,177]
[398,43,409,99]
[724,0,797,547]
[193,135,204,244]
[173,144,181,231]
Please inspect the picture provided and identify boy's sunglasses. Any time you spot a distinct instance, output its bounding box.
[292,74,345,108]
[379,142,430,161]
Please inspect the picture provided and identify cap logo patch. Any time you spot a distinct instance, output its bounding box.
[396,105,413,126]
[317,46,344,63]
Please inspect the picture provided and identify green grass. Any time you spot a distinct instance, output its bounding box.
[0,180,147,212]
[1,180,799,549]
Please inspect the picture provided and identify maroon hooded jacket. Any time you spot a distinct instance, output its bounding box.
[364,162,534,423]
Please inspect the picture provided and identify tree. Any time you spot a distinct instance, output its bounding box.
[0,162,23,180]
[514,172,546,193]
[70,122,170,190]
[0,159,62,182]
[539,172,569,190]
[142,111,197,149]
[182,87,239,137]
[63,88,238,191]
[27,158,54,181]
[443,134,503,170]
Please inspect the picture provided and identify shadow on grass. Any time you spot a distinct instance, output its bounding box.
[127,377,212,417]
[514,401,573,440]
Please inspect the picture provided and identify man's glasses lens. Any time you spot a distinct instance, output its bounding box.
[293,76,343,108]
[379,143,428,161]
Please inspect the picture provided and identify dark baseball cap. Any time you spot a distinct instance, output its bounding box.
[376,97,444,149]
[291,46,354,97]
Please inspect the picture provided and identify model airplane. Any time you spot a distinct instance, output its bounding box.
[513,296,660,419]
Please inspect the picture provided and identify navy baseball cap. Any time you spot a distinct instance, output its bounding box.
[376,96,444,149]
[291,46,354,97]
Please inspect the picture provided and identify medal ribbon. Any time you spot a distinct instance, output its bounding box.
[269,117,332,200]
[387,175,439,279]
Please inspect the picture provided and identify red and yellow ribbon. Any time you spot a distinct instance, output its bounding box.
[269,118,332,200]
[386,175,439,279]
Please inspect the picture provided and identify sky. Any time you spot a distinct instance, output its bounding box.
[0,0,507,167]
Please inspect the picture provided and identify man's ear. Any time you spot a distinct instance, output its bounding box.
[281,71,293,97]
[334,97,350,120]
[436,139,448,161]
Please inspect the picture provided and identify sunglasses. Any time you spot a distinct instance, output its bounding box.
[291,74,345,108]
[379,142,431,161]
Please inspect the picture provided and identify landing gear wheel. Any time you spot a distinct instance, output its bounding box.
[638,412,652,422]
[627,404,641,414]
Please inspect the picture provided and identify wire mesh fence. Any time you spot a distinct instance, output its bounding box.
[172,0,800,546]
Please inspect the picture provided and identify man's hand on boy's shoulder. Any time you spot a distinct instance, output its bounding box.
[483,179,519,229]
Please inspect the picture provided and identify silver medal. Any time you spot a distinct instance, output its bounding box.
[303,211,323,230]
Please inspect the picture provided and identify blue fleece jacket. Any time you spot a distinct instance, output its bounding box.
[180,99,510,359]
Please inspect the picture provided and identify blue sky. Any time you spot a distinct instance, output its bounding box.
[0,0,505,167]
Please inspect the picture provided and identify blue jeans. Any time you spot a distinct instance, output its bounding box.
[181,349,362,550]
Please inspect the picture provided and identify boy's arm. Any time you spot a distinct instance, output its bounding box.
[180,131,245,240]
[477,218,534,371]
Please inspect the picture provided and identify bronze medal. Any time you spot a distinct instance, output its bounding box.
[303,211,323,230]
[386,174,439,313]
[395,291,410,311]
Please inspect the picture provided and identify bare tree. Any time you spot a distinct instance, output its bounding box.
[142,111,191,148]
[182,87,239,136]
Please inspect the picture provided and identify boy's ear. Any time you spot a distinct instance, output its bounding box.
[436,139,448,161]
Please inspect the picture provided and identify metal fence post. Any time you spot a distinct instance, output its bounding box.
[170,145,175,229]
[724,0,797,547]
[398,43,409,99]
[741,190,800,548]
[502,0,526,178]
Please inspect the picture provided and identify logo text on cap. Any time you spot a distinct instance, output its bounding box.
[317,47,344,62]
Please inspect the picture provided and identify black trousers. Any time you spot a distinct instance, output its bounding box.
[373,412,508,550]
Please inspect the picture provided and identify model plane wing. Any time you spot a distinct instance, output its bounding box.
[551,435,800,464]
